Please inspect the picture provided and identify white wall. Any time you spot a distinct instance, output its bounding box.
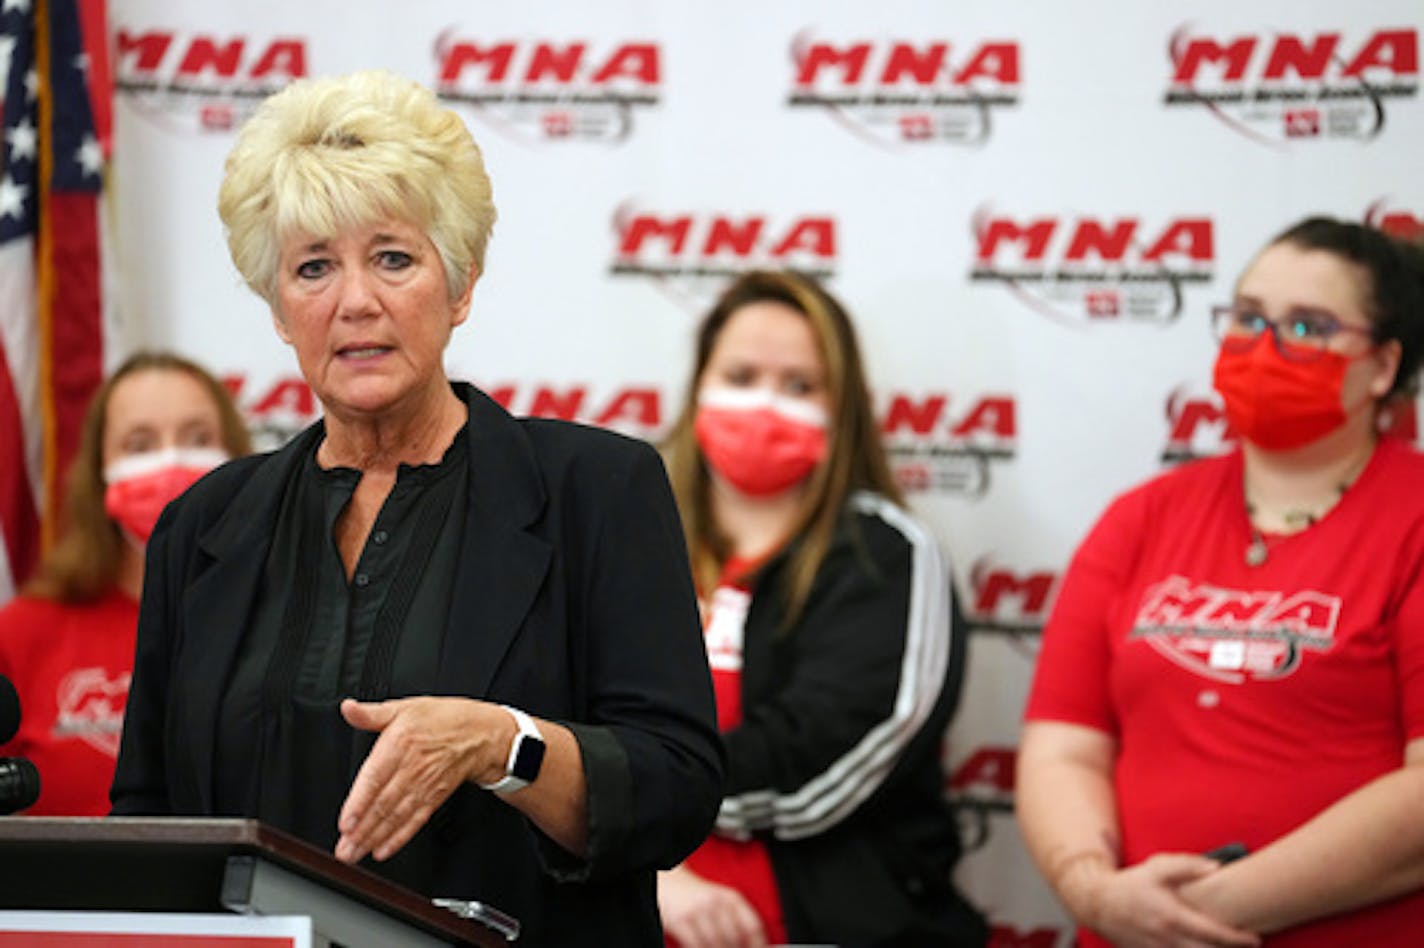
[109,2,1424,941]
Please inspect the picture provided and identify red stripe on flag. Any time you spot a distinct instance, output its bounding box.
[32,0,108,550]
[45,191,103,510]
[0,341,41,584]
[76,0,111,154]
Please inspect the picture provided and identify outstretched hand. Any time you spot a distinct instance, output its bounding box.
[334,696,512,864]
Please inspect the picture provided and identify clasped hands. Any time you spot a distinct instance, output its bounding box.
[1062,853,1261,948]
[333,696,515,865]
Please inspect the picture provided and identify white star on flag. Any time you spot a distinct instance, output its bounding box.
[75,133,101,176]
[5,116,35,162]
[0,174,26,219]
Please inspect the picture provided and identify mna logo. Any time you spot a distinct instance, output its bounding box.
[966,557,1058,637]
[608,204,838,307]
[435,37,660,143]
[880,392,1016,497]
[1163,26,1419,145]
[1162,385,1235,464]
[224,374,669,445]
[786,33,1020,145]
[1133,575,1341,682]
[970,209,1214,325]
[1364,200,1424,242]
[115,30,307,132]
[222,373,318,451]
[483,382,664,439]
[947,744,1016,853]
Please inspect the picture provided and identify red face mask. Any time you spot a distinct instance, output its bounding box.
[694,387,829,497]
[1211,335,1353,451]
[104,447,229,544]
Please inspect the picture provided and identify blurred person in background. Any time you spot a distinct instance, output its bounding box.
[0,351,248,815]
[1018,217,1424,946]
[657,270,988,947]
[111,70,723,946]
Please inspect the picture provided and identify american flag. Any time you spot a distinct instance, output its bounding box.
[0,0,111,603]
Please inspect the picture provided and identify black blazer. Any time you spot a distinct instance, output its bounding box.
[112,383,724,946]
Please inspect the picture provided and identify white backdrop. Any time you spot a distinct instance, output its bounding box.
[106,2,1424,943]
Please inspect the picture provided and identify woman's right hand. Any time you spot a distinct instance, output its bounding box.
[1063,853,1261,948]
[658,864,768,948]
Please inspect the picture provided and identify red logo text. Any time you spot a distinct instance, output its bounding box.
[610,209,837,280]
[116,31,307,86]
[881,393,1017,496]
[437,40,660,87]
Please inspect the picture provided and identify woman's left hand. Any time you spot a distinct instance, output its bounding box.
[334,696,511,864]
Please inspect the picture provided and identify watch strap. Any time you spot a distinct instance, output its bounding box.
[478,704,543,794]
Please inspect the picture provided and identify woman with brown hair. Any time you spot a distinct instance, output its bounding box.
[1018,217,1424,945]
[657,270,987,947]
[0,351,249,815]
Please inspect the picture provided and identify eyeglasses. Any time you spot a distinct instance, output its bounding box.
[1210,304,1376,363]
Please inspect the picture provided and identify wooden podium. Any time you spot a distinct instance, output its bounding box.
[0,817,508,946]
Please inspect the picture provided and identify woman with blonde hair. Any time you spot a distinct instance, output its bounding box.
[112,70,723,946]
[0,351,249,815]
[658,270,987,947]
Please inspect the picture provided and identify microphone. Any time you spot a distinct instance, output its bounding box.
[0,758,39,815]
[0,674,19,745]
[0,673,41,814]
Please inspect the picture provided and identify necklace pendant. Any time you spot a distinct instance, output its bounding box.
[1245,536,1268,567]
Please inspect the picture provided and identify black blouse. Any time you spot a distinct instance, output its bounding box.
[214,429,468,892]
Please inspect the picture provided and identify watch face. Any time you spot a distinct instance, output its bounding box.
[511,734,546,782]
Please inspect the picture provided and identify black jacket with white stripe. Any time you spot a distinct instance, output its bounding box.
[720,493,988,945]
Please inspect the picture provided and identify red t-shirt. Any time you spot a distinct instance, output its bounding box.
[1026,437,1424,946]
[0,590,139,816]
[677,557,788,946]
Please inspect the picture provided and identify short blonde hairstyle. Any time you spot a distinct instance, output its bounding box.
[218,70,496,304]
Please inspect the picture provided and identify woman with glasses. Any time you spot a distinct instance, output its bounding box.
[1016,216,1424,946]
